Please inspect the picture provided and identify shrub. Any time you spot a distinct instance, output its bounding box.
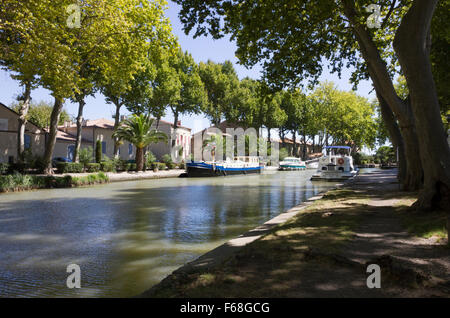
[158,162,167,170]
[33,156,47,173]
[79,147,94,166]
[0,163,9,175]
[178,161,185,169]
[115,159,129,172]
[8,162,26,174]
[162,154,176,169]
[126,163,136,172]
[71,172,109,186]
[0,173,109,193]
[145,151,156,170]
[100,161,115,172]
[56,162,84,174]
[95,140,102,163]
[85,163,101,173]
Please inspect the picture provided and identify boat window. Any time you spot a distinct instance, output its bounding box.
[322,167,327,171]
[338,167,344,171]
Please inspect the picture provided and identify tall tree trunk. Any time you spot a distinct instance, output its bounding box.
[43,97,64,174]
[73,94,85,163]
[292,130,297,157]
[302,130,307,160]
[113,102,122,158]
[267,128,271,143]
[342,0,423,191]
[136,147,144,172]
[17,82,32,161]
[394,0,450,210]
[172,110,179,148]
[377,91,409,185]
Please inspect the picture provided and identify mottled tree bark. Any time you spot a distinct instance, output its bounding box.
[377,91,409,184]
[113,101,123,158]
[17,82,32,161]
[136,147,144,172]
[342,0,423,191]
[73,94,85,163]
[43,97,64,174]
[394,0,450,210]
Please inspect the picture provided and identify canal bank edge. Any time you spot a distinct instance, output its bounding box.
[137,179,352,298]
[0,170,184,193]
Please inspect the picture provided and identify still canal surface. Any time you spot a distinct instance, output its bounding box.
[0,170,339,297]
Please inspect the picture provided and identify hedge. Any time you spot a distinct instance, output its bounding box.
[0,173,109,193]
[56,162,84,174]
[100,161,115,172]
[85,163,101,173]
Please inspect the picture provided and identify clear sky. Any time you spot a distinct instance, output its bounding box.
[0,1,375,134]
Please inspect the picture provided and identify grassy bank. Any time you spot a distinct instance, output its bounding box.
[0,172,109,193]
[394,195,448,242]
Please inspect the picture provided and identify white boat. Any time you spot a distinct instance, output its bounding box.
[306,160,319,169]
[279,157,306,171]
[311,146,358,181]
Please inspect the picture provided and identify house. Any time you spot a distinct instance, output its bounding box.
[190,120,320,160]
[55,118,192,162]
[0,101,192,163]
[0,102,46,163]
[275,137,319,158]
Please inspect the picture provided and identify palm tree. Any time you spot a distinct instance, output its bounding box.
[113,114,168,171]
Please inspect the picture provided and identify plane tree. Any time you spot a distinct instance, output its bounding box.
[174,0,449,210]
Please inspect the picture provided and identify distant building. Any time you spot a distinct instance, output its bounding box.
[0,101,192,163]
[0,102,46,163]
[191,120,320,160]
[57,118,192,162]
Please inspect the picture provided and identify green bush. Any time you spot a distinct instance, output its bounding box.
[71,172,109,186]
[145,151,156,170]
[158,162,167,170]
[100,161,115,172]
[56,162,84,174]
[0,173,109,193]
[95,140,102,163]
[161,154,174,169]
[115,159,128,172]
[178,161,185,169]
[85,163,101,173]
[79,147,94,166]
[0,163,9,175]
[127,163,137,172]
[8,162,26,174]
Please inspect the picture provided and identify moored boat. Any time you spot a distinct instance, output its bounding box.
[186,156,262,177]
[279,157,306,171]
[310,146,358,181]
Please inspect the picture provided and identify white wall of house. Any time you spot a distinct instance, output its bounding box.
[0,105,46,163]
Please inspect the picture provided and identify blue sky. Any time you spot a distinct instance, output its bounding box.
[0,1,375,134]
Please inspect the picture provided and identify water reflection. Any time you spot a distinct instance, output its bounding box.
[0,170,336,297]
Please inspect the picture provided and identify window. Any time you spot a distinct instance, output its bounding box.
[24,134,31,149]
[128,144,133,155]
[0,118,8,130]
[102,141,106,154]
[68,145,75,161]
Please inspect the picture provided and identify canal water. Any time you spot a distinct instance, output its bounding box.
[0,170,338,297]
